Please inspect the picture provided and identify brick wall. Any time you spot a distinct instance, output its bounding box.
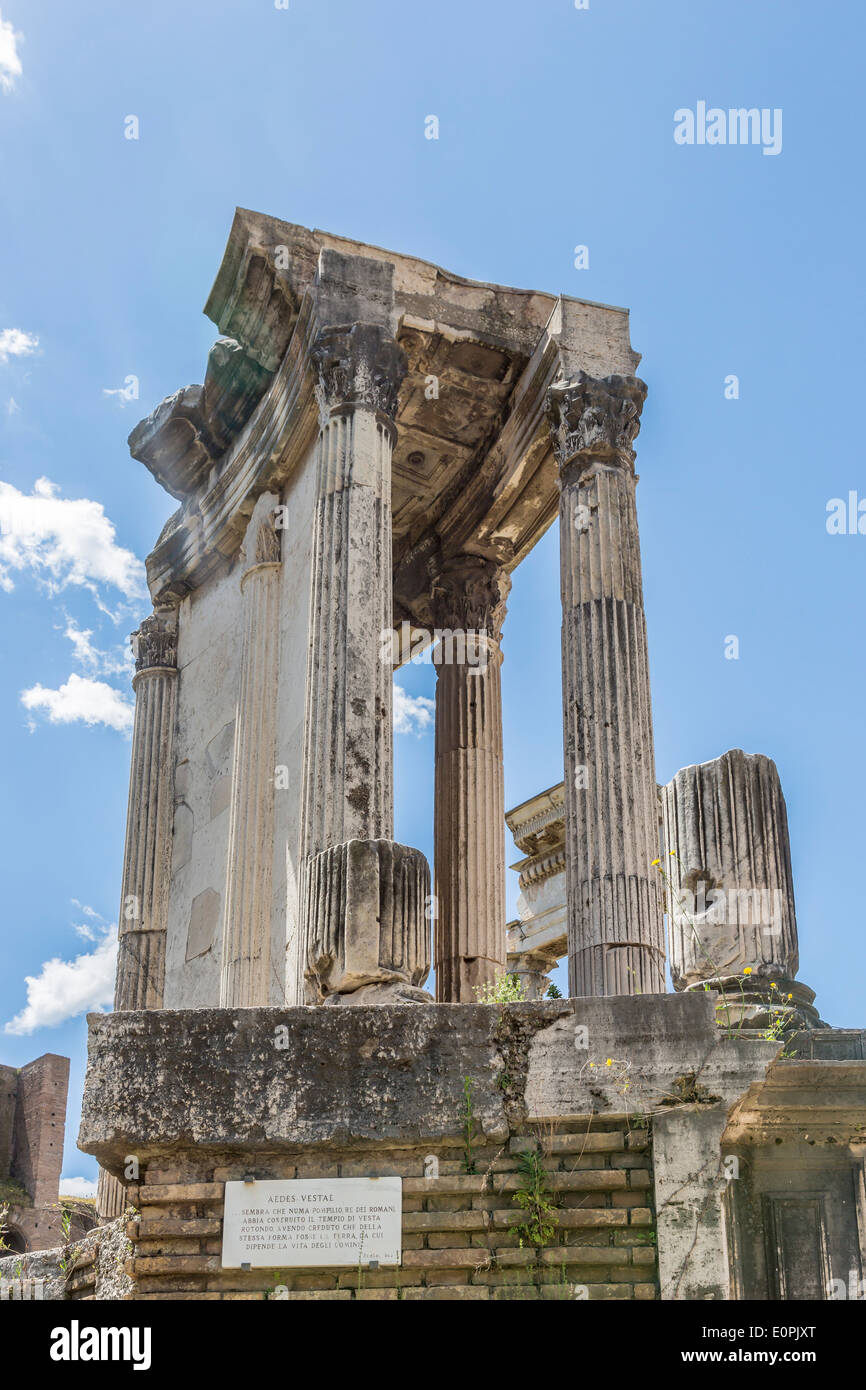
[11,1053,69,1209]
[0,1064,17,1180]
[123,1117,657,1301]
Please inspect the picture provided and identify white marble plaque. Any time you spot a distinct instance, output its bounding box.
[221,1177,402,1268]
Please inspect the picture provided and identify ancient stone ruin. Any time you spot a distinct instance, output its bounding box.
[65,210,864,1302]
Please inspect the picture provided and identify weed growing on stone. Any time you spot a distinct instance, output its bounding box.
[509,1145,560,1250]
[461,1076,477,1174]
[474,972,527,1004]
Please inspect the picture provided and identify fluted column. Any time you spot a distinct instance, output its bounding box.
[661,748,822,1028]
[299,323,431,1004]
[432,557,510,1001]
[114,612,178,1009]
[219,516,282,1007]
[300,324,405,861]
[547,372,664,997]
[100,609,178,1219]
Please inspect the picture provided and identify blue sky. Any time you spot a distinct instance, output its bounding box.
[1,0,863,1192]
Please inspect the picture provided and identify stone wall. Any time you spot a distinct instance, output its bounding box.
[79,995,802,1300]
[0,1217,132,1301]
[120,1119,655,1301]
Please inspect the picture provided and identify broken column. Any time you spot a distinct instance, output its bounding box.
[99,608,178,1218]
[219,510,282,1007]
[547,372,665,997]
[660,748,823,1028]
[431,556,510,1001]
[299,305,431,1004]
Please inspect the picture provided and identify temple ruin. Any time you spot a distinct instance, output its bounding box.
[39,208,864,1301]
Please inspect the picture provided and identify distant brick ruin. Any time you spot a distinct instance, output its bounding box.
[0,1053,69,1252]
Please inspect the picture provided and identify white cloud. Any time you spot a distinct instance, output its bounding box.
[62,616,132,676]
[4,932,117,1035]
[21,673,135,733]
[0,328,37,362]
[59,1177,97,1198]
[71,900,104,920]
[0,476,146,599]
[71,901,106,942]
[0,12,22,94]
[7,396,20,415]
[393,684,435,736]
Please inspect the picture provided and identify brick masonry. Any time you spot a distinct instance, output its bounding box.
[122,1120,657,1301]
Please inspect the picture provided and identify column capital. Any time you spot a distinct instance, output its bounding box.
[430,555,511,644]
[547,371,647,472]
[311,322,407,422]
[131,612,178,675]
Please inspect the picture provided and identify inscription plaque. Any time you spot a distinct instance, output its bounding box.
[221,1177,402,1268]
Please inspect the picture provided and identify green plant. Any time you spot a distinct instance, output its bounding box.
[461,1076,477,1174]
[546,982,563,999]
[509,1148,560,1250]
[474,973,527,1005]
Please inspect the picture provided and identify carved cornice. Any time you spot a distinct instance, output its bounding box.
[518,848,566,892]
[131,614,178,673]
[311,323,407,421]
[429,556,511,640]
[547,371,647,474]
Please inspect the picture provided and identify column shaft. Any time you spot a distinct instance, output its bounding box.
[114,622,177,1009]
[101,612,177,1220]
[548,372,664,997]
[220,528,282,1007]
[301,408,395,858]
[431,560,509,1001]
[298,322,423,1005]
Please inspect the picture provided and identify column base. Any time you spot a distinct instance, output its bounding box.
[323,981,433,1006]
[682,976,826,1032]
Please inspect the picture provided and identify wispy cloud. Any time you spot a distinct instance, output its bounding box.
[0,12,22,94]
[0,328,37,362]
[0,476,146,599]
[4,930,117,1034]
[71,900,107,943]
[393,684,435,736]
[21,673,135,733]
[62,616,132,676]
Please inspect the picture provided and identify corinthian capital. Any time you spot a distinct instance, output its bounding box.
[547,371,647,471]
[430,556,511,641]
[131,613,178,673]
[311,323,407,420]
